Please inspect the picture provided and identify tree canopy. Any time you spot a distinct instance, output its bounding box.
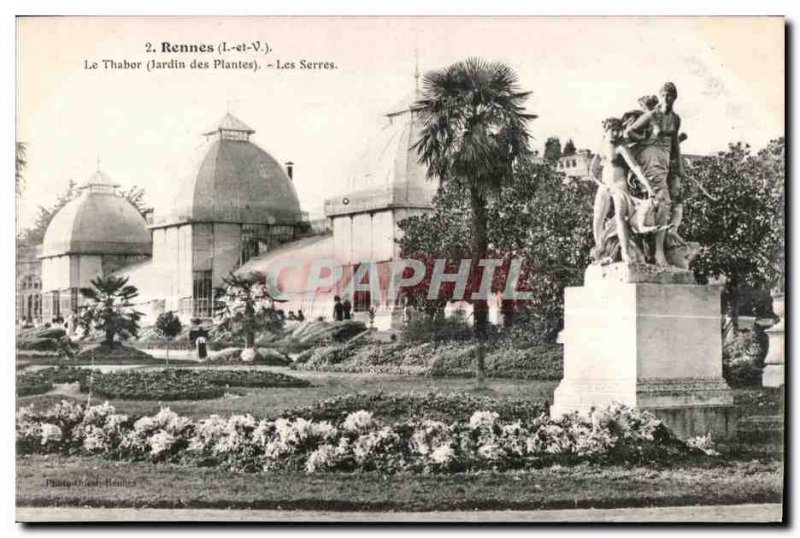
[543,137,562,161]
[79,275,143,347]
[214,273,284,348]
[681,138,785,323]
[399,160,593,341]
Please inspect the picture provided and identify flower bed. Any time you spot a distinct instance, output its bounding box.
[276,392,547,423]
[17,399,707,474]
[193,369,310,389]
[296,340,563,380]
[17,366,97,397]
[79,369,310,401]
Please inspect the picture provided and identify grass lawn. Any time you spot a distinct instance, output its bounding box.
[16,455,782,512]
[17,353,197,367]
[16,368,556,419]
[15,367,785,512]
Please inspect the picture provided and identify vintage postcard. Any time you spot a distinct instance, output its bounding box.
[14,16,785,523]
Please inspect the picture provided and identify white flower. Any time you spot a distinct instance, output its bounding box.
[477,440,504,460]
[149,430,176,455]
[251,420,274,448]
[686,434,720,456]
[312,421,337,441]
[105,413,129,431]
[82,425,108,452]
[133,416,156,433]
[469,411,499,429]
[83,401,115,424]
[342,410,373,432]
[40,423,62,445]
[306,444,337,473]
[430,444,454,465]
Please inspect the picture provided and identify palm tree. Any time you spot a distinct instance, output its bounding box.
[413,58,535,380]
[79,275,143,348]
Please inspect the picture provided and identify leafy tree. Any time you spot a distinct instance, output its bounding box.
[543,137,562,161]
[79,276,143,348]
[412,58,535,380]
[16,142,27,197]
[399,159,593,342]
[488,160,593,339]
[214,273,284,349]
[117,185,150,216]
[562,138,577,157]
[682,138,785,330]
[155,311,183,367]
[17,181,151,246]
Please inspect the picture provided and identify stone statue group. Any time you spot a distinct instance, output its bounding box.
[590,82,700,269]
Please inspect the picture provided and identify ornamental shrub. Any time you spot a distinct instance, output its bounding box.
[17,366,96,396]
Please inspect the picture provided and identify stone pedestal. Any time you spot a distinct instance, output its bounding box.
[762,293,785,388]
[551,263,736,439]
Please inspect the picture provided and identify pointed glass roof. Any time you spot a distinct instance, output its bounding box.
[84,169,119,194]
[203,113,256,138]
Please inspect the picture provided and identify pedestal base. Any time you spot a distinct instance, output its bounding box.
[551,377,736,439]
[762,323,785,388]
[762,364,784,388]
[551,263,736,440]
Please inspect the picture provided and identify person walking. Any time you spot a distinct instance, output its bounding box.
[333,296,344,322]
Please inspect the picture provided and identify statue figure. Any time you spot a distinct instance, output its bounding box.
[586,82,703,271]
[589,118,666,265]
[622,82,684,266]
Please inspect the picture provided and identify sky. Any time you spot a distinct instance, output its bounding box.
[16,16,784,230]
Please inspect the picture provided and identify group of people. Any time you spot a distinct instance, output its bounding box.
[286,310,306,322]
[332,295,353,322]
[590,82,689,267]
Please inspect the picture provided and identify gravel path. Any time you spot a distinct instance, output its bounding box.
[17,503,783,523]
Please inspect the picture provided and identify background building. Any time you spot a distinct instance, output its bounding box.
[38,171,152,322]
[16,245,42,323]
[239,92,438,329]
[29,114,302,326]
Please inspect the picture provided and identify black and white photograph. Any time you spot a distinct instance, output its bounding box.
[12,14,785,524]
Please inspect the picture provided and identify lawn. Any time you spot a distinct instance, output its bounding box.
[15,368,784,512]
[16,368,556,419]
[16,455,782,512]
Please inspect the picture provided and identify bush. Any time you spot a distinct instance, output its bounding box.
[17,338,59,351]
[76,344,155,363]
[296,339,564,380]
[17,366,96,396]
[202,347,291,366]
[403,310,472,343]
[484,344,563,380]
[723,331,767,387]
[80,368,310,401]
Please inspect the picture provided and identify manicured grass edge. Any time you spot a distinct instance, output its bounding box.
[16,456,782,512]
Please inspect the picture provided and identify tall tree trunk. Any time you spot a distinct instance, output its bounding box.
[728,281,740,333]
[470,187,488,381]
